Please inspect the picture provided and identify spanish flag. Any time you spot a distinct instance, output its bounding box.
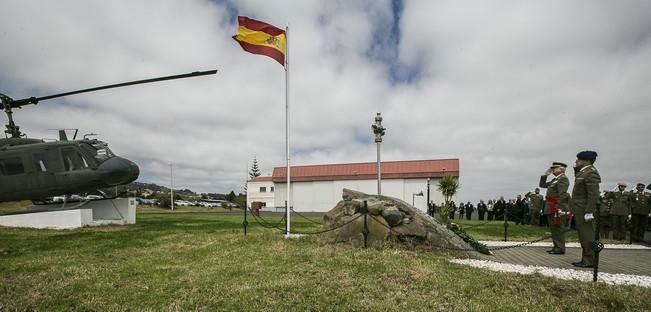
[232,16,286,66]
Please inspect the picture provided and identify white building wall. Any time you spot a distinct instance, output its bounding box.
[246,181,275,208]
[274,177,456,213]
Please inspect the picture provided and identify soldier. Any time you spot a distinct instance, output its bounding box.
[598,192,611,239]
[604,183,630,240]
[526,188,544,226]
[630,183,651,242]
[570,151,601,268]
[539,162,570,254]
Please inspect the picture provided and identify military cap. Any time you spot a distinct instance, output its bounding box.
[551,162,567,168]
[647,184,651,190]
[617,182,627,187]
[576,150,598,162]
[637,183,645,187]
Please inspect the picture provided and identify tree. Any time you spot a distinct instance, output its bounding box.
[226,191,236,202]
[249,157,261,178]
[437,175,459,204]
[437,175,460,223]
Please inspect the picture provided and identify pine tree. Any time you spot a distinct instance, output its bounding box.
[249,157,261,178]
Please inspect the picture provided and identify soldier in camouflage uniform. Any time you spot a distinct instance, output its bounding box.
[526,188,544,226]
[604,183,631,240]
[598,193,611,239]
[630,183,651,242]
[539,162,570,254]
[570,151,601,268]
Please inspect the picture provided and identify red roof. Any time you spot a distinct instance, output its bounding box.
[272,159,459,183]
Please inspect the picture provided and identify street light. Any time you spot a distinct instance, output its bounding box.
[426,178,431,212]
[412,191,423,207]
[371,112,386,195]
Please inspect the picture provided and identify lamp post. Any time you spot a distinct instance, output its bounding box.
[413,191,423,207]
[371,112,386,195]
[426,177,431,212]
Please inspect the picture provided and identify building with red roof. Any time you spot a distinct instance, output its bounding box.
[247,158,459,212]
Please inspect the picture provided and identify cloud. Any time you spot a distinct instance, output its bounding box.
[1,0,650,201]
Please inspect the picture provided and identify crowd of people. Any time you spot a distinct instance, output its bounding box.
[427,194,547,226]
[425,151,651,269]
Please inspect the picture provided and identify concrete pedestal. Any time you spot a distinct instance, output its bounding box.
[0,198,136,229]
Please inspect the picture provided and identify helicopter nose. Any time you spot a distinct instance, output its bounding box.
[98,156,140,186]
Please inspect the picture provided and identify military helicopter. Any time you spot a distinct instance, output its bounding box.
[0,70,217,203]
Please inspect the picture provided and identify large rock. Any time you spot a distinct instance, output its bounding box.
[324,189,478,253]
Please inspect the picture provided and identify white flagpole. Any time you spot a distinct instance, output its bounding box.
[284,25,291,238]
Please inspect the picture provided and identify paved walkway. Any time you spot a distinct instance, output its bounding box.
[472,244,651,276]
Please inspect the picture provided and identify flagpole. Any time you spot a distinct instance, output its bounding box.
[284,25,291,238]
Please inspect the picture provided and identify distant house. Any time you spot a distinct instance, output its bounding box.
[246,176,275,209]
[247,159,459,213]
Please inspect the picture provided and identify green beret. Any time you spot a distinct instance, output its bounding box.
[576,151,598,162]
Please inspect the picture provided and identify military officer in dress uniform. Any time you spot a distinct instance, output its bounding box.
[604,183,631,240]
[539,162,570,254]
[630,183,651,242]
[570,151,601,268]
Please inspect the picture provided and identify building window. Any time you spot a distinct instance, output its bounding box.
[260,187,267,192]
[270,187,274,192]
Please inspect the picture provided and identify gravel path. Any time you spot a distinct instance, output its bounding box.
[451,258,651,288]
[481,241,651,250]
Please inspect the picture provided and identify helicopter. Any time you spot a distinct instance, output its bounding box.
[0,70,217,203]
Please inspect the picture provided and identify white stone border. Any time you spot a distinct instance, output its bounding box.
[450,259,651,288]
[480,241,651,250]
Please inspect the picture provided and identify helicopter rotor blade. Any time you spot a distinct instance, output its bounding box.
[7,69,218,108]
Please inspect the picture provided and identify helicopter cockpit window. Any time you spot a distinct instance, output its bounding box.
[61,148,89,171]
[33,153,48,172]
[81,142,114,164]
[0,157,25,176]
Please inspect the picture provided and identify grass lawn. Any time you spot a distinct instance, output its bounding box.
[1,212,649,311]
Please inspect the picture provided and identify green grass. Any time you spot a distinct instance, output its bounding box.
[1,213,649,311]
[0,201,33,215]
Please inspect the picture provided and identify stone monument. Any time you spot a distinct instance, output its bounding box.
[324,189,485,254]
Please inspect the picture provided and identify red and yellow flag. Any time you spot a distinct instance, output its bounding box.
[232,16,286,66]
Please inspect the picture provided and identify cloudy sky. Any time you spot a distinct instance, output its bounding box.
[1,0,650,202]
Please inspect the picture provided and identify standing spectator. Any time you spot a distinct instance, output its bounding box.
[495,196,506,220]
[487,200,494,221]
[630,183,650,242]
[526,188,544,226]
[477,200,487,221]
[604,183,631,240]
[448,201,456,220]
[465,201,474,220]
[598,193,611,239]
[458,202,465,220]
[515,195,527,225]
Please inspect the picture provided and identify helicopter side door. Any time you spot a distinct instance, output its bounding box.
[27,149,58,198]
[0,153,29,201]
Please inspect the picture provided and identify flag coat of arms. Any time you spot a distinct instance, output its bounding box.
[232,16,286,66]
